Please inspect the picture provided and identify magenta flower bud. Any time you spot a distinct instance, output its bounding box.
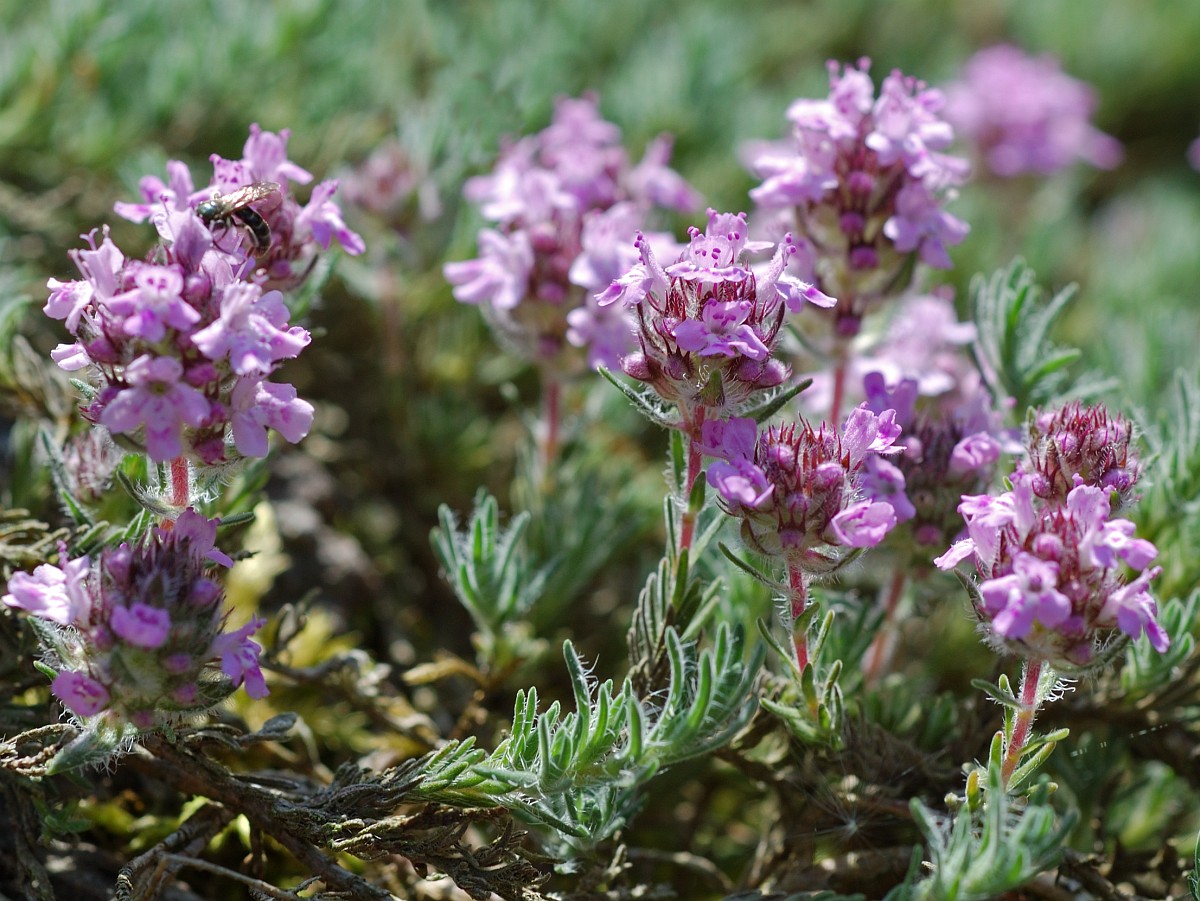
[1022,402,1142,510]
[621,352,653,381]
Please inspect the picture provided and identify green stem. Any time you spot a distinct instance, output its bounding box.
[678,410,706,558]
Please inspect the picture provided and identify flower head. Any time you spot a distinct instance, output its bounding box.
[936,477,1167,668]
[944,45,1122,177]
[745,59,969,335]
[444,94,699,373]
[704,406,904,573]
[47,126,343,466]
[603,210,833,423]
[1,510,269,728]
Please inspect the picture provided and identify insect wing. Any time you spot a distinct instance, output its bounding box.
[217,181,281,213]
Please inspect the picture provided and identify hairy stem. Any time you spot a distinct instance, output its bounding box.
[1002,657,1045,788]
[788,562,809,671]
[169,456,191,509]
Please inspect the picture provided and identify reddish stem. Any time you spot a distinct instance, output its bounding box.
[169,456,191,510]
[788,562,809,671]
[862,569,907,684]
[1001,657,1045,788]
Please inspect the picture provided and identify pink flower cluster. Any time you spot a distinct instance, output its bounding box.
[599,209,834,423]
[44,126,363,464]
[936,403,1163,669]
[745,59,970,335]
[444,94,701,371]
[703,406,904,574]
[943,45,1122,177]
[2,510,267,726]
[115,124,364,286]
[936,476,1165,668]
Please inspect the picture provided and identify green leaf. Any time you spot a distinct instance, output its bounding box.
[47,718,140,774]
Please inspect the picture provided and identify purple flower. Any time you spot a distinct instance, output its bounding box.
[674,299,770,360]
[170,507,235,568]
[882,181,969,269]
[944,44,1123,177]
[212,616,269,699]
[7,515,267,729]
[191,283,311,375]
[113,160,205,223]
[53,127,345,466]
[600,210,830,421]
[106,263,202,342]
[99,356,212,462]
[568,203,646,293]
[446,94,698,372]
[111,602,172,649]
[230,377,315,457]
[978,552,1071,640]
[565,300,634,371]
[443,229,534,311]
[239,123,313,187]
[860,456,916,522]
[949,432,1001,474]
[1103,566,1169,652]
[2,554,92,626]
[696,417,758,461]
[707,411,904,571]
[52,671,110,717]
[595,233,668,308]
[831,500,899,547]
[708,457,774,510]
[294,179,366,255]
[44,228,125,333]
[937,478,1167,667]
